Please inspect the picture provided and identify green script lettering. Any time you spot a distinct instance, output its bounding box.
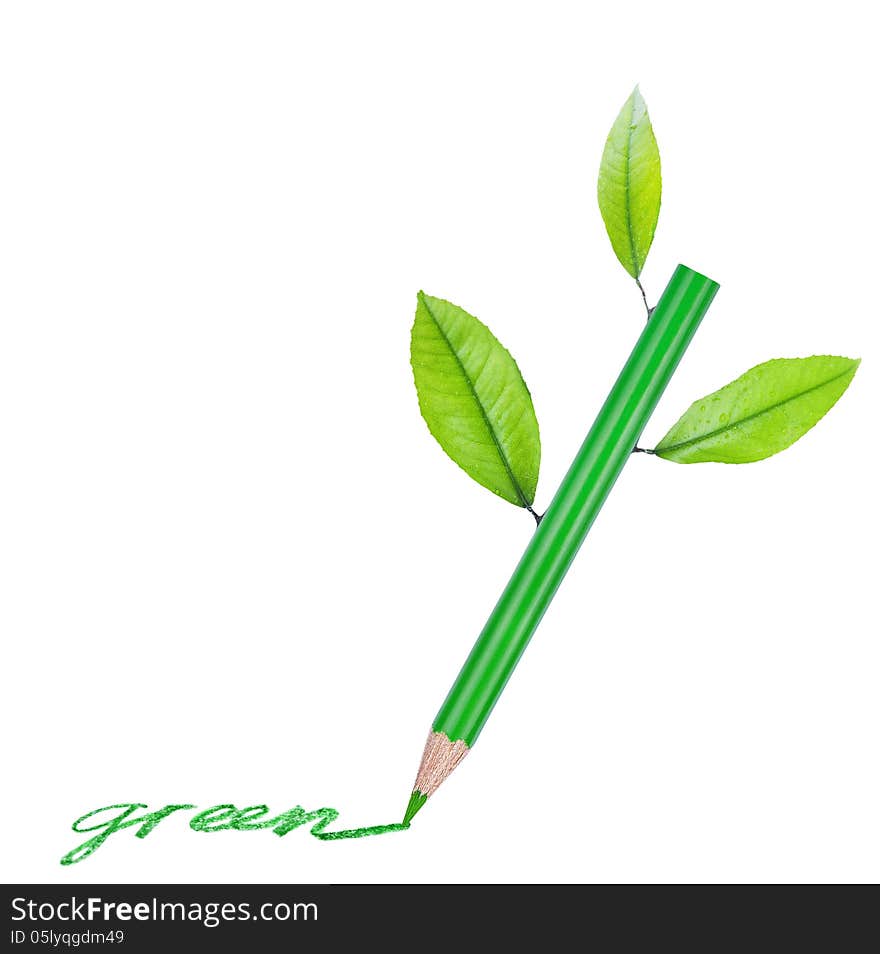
[61,801,409,864]
[60,803,196,865]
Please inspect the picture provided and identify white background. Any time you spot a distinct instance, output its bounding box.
[1,1,877,885]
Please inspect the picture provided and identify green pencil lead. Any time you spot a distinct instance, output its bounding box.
[403,790,427,826]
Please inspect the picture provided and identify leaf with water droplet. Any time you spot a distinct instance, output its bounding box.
[410,292,541,507]
[597,86,661,280]
[653,356,860,463]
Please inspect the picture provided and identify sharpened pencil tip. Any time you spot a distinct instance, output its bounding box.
[403,790,427,825]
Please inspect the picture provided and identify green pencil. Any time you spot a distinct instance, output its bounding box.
[404,264,720,824]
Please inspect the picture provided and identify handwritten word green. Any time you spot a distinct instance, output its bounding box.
[61,803,409,865]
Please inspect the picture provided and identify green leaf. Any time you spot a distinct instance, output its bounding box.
[654,356,860,463]
[410,292,541,507]
[597,86,661,280]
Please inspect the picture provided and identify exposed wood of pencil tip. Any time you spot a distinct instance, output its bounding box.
[407,731,469,821]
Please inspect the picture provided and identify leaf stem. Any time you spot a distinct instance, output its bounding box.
[635,278,652,319]
[631,446,655,454]
[526,505,543,525]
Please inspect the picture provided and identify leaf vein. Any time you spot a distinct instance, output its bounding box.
[418,295,532,508]
[657,367,856,454]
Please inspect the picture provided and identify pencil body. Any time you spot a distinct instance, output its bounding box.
[431,266,718,748]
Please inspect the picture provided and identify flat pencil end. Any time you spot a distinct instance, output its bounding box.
[403,790,427,825]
